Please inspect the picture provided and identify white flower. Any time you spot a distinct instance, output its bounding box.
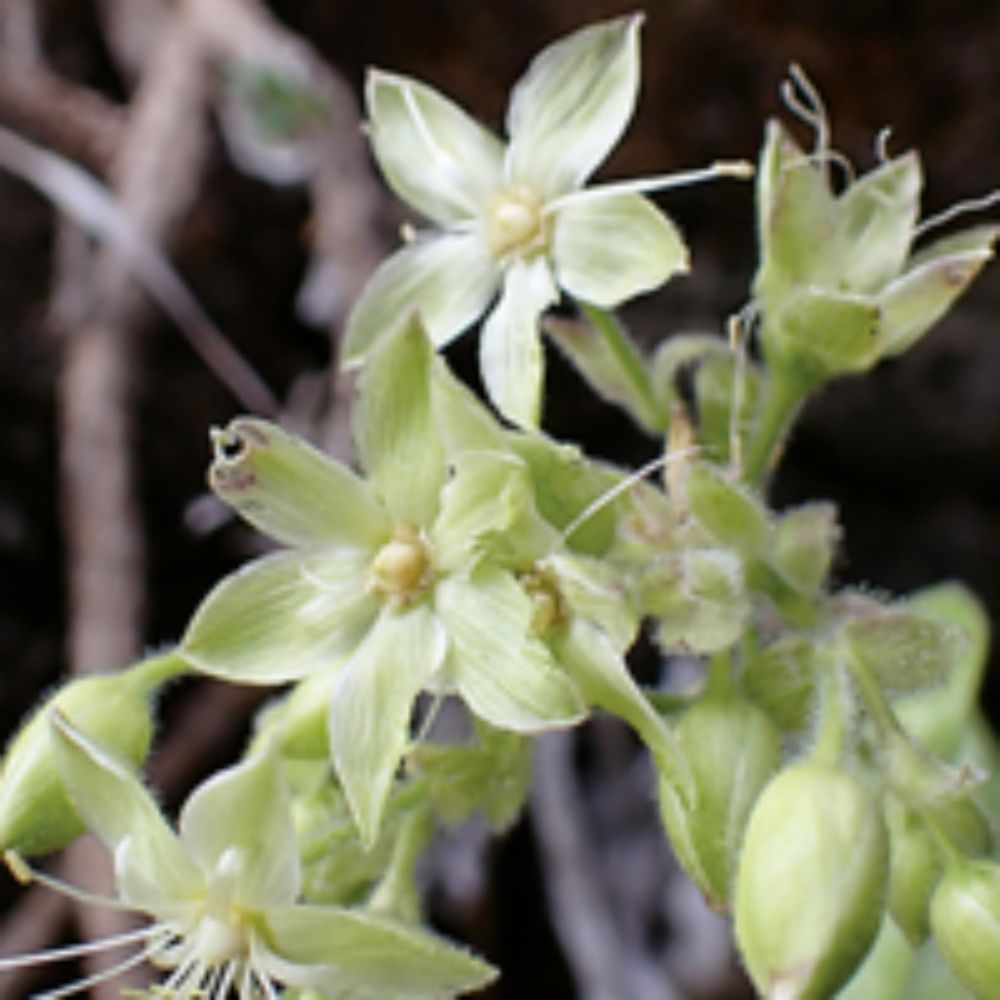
[0,715,494,999]
[343,15,748,428]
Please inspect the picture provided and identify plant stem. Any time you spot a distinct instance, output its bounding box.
[741,363,811,488]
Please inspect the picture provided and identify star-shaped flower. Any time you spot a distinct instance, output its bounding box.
[181,322,584,845]
[1,716,495,1000]
[343,15,744,427]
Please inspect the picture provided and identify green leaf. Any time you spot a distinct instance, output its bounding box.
[895,583,990,757]
[505,14,641,197]
[841,605,968,696]
[328,605,446,846]
[262,904,497,997]
[50,714,200,908]
[365,70,503,225]
[438,567,586,731]
[183,550,378,684]
[552,192,688,307]
[837,152,921,294]
[355,317,447,525]
[209,418,389,550]
[342,234,500,365]
[179,748,300,907]
[480,256,556,428]
[742,635,818,733]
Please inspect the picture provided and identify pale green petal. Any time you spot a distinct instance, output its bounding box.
[179,749,299,908]
[429,353,508,455]
[543,553,637,648]
[208,418,389,550]
[754,120,843,305]
[342,234,500,366]
[554,619,671,761]
[552,192,688,307]
[354,317,446,525]
[880,243,996,357]
[261,904,496,997]
[837,153,921,294]
[366,69,504,225]
[480,256,557,428]
[438,567,586,731]
[432,450,552,571]
[50,715,201,908]
[329,605,446,846]
[182,550,378,684]
[505,15,641,197]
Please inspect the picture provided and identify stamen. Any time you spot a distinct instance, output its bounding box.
[543,160,753,214]
[874,126,893,164]
[0,924,161,970]
[913,188,1000,240]
[782,149,855,188]
[727,303,758,472]
[31,935,166,999]
[781,64,830,162]
[552,448,699,552]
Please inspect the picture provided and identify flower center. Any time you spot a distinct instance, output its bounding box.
[484,186,548,259]
[519,566,568,636]
[369,526,433,606]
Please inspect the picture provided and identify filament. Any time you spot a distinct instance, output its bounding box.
[781,64,830,162]
[544,160,753,214]
[913,187,1000,241]
[0,924,159,971]
[727,303,758,471]
[874,126,893,164]
[4,851,136,914]
[553,447,699,552]
[31,934,167,999]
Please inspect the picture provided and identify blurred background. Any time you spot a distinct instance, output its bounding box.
[0,0,999,996]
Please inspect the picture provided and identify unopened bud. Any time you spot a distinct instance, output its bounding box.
[658,695,780,908]
[734,762,888,999]
[0,656,175,856]
[930,857,1000,996]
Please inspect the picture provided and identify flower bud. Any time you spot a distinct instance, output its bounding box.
[734,762,888,999]
[771,502,839,596]
[658,695,780,908]
[930,857,1000,996]
[0,659,171,856]
[884,798,940,946]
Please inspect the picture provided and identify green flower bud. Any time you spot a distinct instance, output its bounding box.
[734,763,888,999]
[658,695,781,908]
[742,636,817,733]
[644,547,750,654]
[885,798,940,946]
[772,502,839,596]
[930,857,1000,996]
[0,654,178,856]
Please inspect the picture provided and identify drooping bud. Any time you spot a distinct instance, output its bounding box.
[734,762,888,999]
[0,652,180,856]
[658,695,780,908]
[929,856,1000,996]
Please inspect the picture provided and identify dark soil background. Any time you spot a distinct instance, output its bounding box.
[1,1,999,997]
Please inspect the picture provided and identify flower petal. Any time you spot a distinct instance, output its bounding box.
[179,748,299,907]
[438,567,585,731]
[480,256,557,428]
[261,904,496,997]
[552,192,688,307]
[208,418,389,550]
[329,605,446,846]
[366,69,504,225]
[836,152,922,294]
[432,450,552,571]
[342,234,500,366]
[554,618,672,761]
[505,15,642,197]
[182,549,378,684]
[50,714,201,908]
[354,317,446,526]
